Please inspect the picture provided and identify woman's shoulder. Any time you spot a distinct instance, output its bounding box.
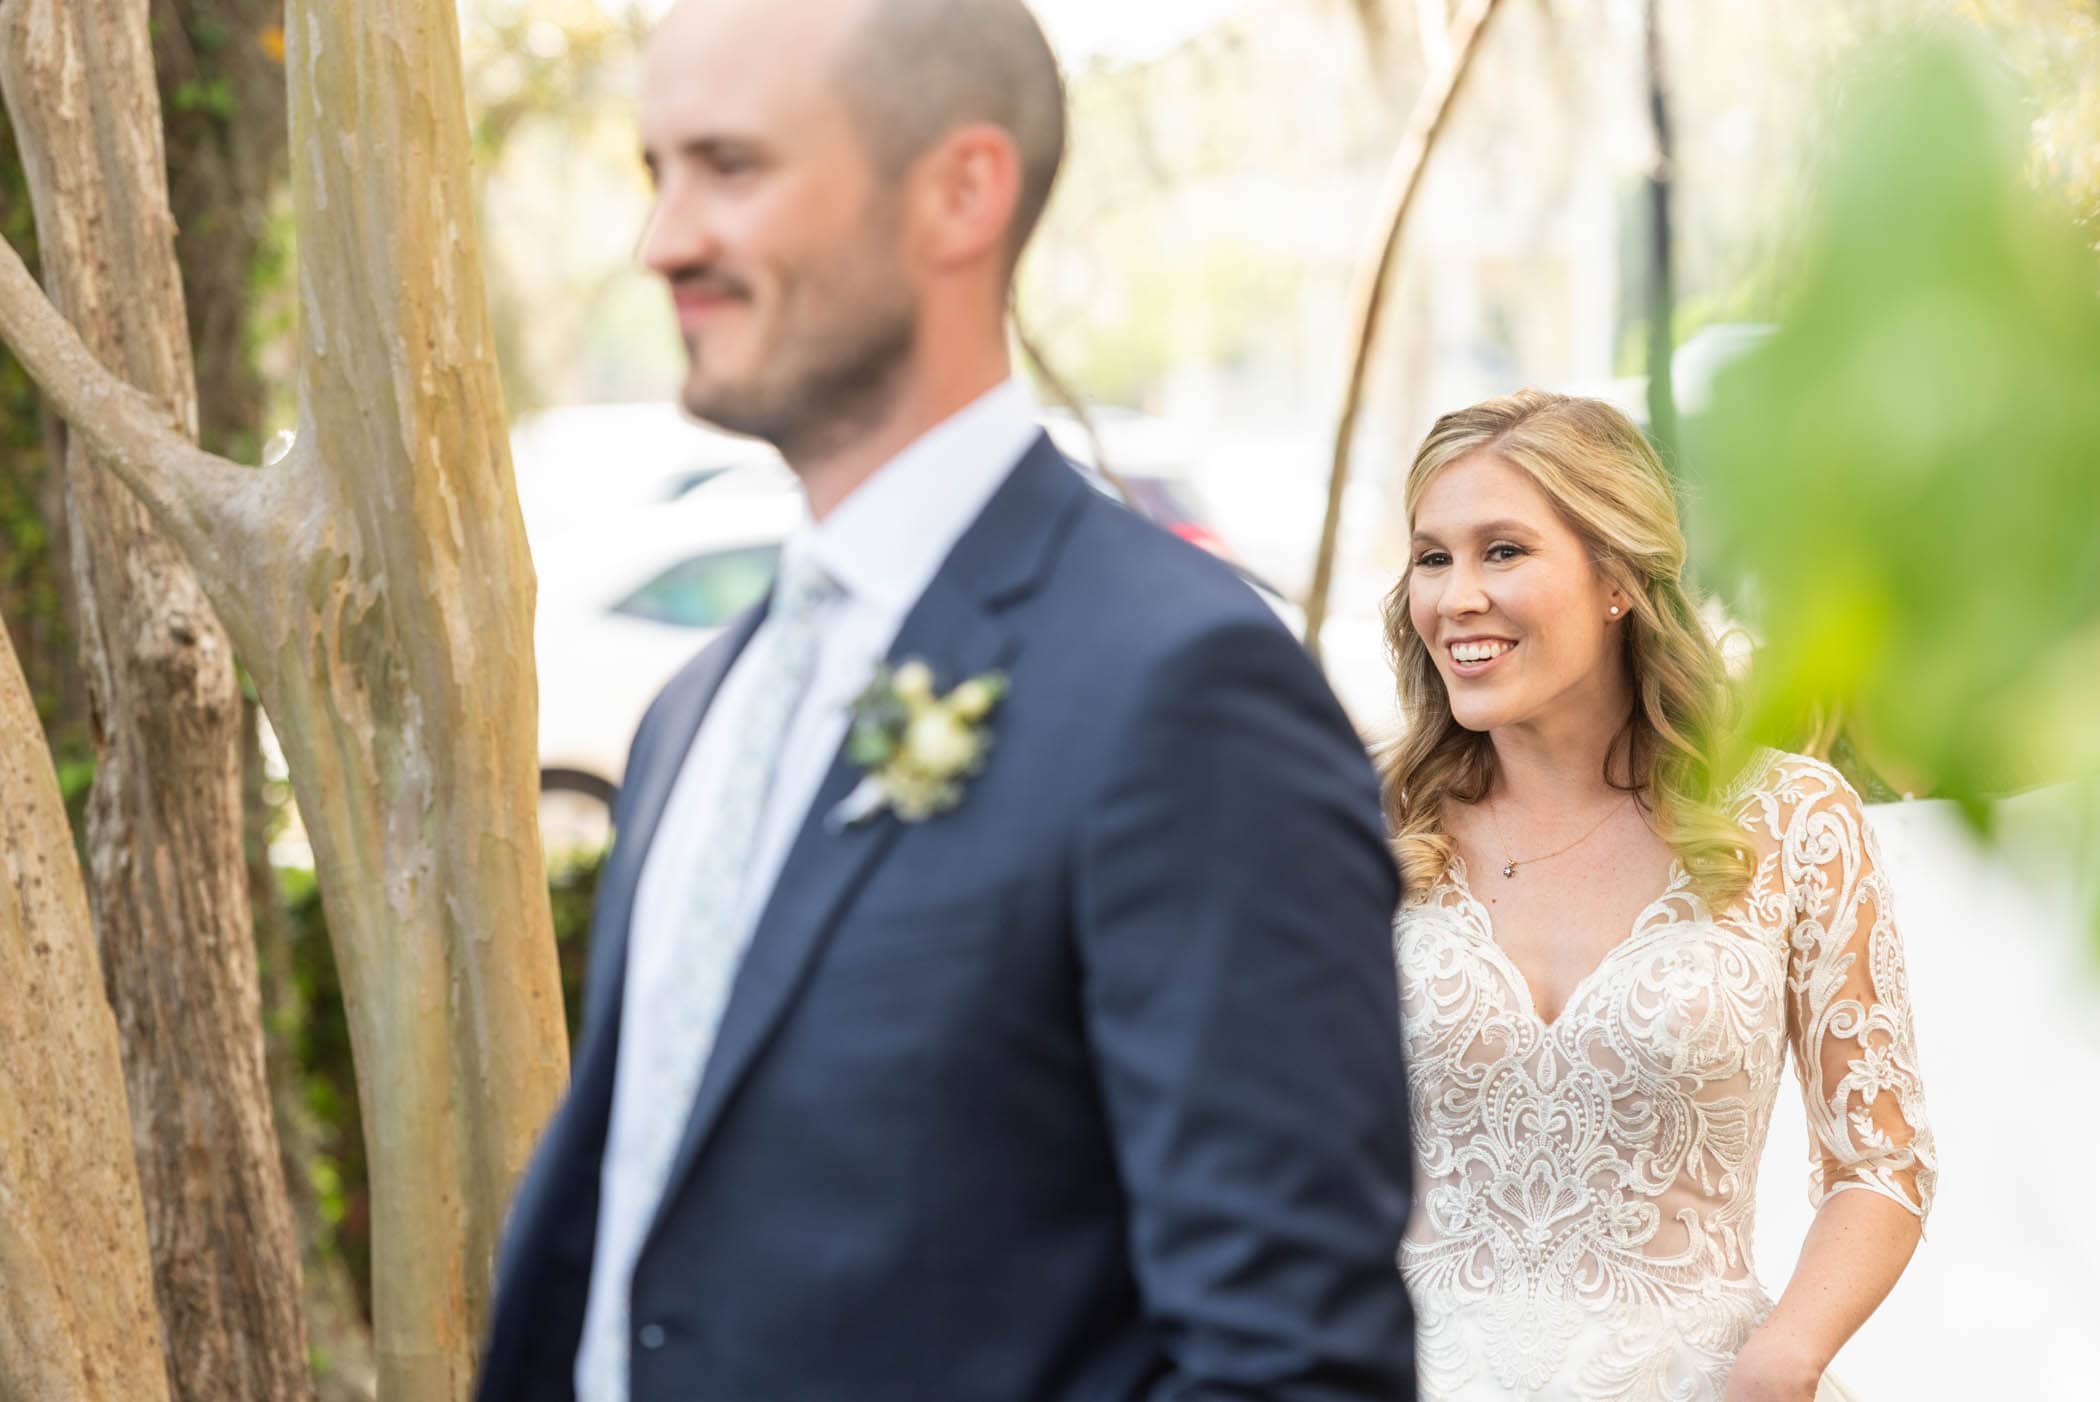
[1719,749,1874,852]
[1738,742,1873,797]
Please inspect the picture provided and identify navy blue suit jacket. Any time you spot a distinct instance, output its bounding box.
[477,437,1416,1401]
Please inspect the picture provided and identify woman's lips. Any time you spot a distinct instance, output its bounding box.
[1445,639,1516,678]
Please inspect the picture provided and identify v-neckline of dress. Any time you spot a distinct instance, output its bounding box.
[1443,853,1695,1032]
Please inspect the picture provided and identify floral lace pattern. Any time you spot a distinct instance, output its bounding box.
[1395,753,1935,1400]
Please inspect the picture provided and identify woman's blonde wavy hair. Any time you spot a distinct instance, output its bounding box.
[1381,389,1755,908]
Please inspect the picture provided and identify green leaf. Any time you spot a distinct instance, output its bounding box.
[1695,33,2100,946]
[846,722,897,770]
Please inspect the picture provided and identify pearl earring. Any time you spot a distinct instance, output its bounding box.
[1609,605,1621,616]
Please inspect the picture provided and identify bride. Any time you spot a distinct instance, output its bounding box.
[1382,390,1934,1400]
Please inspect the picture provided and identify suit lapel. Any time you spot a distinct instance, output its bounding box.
[642,435,1088,1240]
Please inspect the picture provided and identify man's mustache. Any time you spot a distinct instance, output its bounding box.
[665,268,755,302]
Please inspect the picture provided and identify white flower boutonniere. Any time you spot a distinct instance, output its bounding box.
[830,659,1007,828]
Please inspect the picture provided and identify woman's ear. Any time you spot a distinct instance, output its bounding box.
[1603,575,1632,622]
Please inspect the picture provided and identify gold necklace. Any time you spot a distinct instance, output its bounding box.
[1485,793,1629,879]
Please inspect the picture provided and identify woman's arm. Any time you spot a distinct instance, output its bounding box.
[1723,1191,1921,1399]
[1727,757,1936,1400]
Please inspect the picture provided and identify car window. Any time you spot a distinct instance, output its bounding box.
[657,465,735,501]
[612,543,780,630]
[661,455,797,502]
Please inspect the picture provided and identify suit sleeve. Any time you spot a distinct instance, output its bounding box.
[1076,615,1417,1401]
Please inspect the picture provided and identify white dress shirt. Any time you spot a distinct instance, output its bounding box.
[576,380,1041,1399]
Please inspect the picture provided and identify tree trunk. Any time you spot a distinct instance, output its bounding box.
[0,2,313,1400]
[0,0,571,1395]
[276,7,568,1389]
[1304,0,1506,663]
[0,619,171,1402]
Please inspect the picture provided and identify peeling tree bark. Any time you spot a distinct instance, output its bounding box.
[0,1,570,1398]
[0,3,312,1399]
[0,619,170,1402]
[243,694,381,1402]
[272,5,569,1392]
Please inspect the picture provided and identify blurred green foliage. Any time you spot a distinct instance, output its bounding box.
[280,849,600,1320]
[172,76,238,122]
[0,122,94,810]
[1698,36,2100,932]
[1,128,49,676]
[464,0,658,414]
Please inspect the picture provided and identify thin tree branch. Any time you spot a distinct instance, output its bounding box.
[0,232,280,619]
[1304,0,1507,664]
[1012,303,1133,504]
[1643,0,1681,469]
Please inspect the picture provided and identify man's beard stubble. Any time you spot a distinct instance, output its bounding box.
[678,263,919,467]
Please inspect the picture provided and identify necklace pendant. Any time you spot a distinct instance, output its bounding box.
[1502,861,1517,878]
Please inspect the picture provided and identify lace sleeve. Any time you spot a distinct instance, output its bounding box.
[1779,759,1936,1222]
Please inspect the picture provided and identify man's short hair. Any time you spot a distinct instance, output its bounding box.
[836,0,1068,269]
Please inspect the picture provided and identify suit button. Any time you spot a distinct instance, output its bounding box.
[637,1324,666,1350]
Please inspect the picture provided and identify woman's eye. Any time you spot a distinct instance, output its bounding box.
[1413,551,1450,568]
[1486,543,1526,562]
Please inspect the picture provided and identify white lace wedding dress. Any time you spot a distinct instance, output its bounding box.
[1394,753,1935,1400]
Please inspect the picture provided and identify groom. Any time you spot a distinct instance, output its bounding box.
[476,1,1416,1398]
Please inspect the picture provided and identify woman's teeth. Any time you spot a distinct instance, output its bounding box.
[1450,641,1514,664]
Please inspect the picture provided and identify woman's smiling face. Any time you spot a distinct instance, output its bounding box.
[1406,452,1627,735]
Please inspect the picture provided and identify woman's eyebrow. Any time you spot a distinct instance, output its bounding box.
[1411,517,1538,542]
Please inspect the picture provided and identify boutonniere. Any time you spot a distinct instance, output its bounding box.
[830,659,1008,829]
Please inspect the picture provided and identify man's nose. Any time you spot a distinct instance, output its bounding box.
[637,182,718,275]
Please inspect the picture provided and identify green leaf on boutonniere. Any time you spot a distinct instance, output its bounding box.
[844,664,906,767]
[846,718,897,769]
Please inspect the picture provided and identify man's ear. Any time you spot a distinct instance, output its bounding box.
[908,122,1023,270]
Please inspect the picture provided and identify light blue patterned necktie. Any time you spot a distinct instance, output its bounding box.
[576,553,841,1402]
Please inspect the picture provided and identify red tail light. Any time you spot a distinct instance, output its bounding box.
[1170,522,1234,560]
